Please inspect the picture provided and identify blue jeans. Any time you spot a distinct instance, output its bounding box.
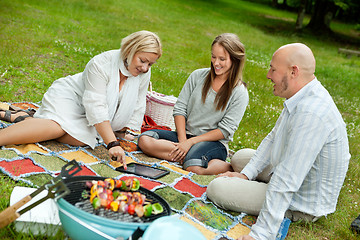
[139,129,227,169]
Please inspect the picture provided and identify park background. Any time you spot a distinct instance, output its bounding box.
[0,0,359,239]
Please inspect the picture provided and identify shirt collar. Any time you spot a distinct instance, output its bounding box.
[284,77,319,114]
[119,55,133,77]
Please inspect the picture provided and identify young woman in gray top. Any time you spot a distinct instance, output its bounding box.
[138,33,249,175]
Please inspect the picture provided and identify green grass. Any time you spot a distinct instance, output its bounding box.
[0,0,359,239]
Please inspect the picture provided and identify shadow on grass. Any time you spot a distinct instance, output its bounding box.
[181,0,360,48]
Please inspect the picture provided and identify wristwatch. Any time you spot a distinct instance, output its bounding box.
[106,140,120,150]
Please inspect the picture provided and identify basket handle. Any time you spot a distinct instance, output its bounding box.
[148,81,153,94]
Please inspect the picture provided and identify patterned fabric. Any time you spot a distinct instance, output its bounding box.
[0,102,290,240]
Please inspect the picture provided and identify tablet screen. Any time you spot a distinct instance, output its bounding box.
[116,163,169,179]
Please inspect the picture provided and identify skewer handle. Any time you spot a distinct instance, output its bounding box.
[0,195,32,228]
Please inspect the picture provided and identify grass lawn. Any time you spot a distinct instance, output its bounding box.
[0,0,359,239]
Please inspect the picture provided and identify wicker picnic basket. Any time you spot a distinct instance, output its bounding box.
[145,82,177,130]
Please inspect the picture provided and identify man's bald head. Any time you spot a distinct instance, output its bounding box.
[267,43,317,99]
[274,43,316,80]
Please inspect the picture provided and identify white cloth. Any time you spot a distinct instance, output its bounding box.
[240,78,350,240]
[34,50,150,148]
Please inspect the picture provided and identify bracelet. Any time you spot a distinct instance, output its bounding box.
[106,140,120,150]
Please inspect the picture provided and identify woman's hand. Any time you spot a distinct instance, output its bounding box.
[95,121,127,168]
[169,139,193,163]
[109,145,127,169]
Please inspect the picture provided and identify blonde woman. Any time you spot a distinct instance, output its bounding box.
[0,30,162,168]
[138,33,248,175]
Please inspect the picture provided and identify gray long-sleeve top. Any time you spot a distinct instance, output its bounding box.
[173,68,249,149]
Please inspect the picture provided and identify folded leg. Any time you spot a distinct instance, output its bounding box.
[206,176,268,215]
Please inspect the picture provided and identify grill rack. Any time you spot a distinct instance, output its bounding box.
[61,176,171,223]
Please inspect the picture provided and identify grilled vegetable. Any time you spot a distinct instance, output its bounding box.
[128,204,135,215]
[85,178,163,217]
[152,203,164,215]
[144,204,152,217]
[104,178,115,190]
[131,178,140,191]
[92,197,101,210]
[110,201,119,212]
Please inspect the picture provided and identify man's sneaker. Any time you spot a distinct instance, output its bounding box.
[351,214,360,234]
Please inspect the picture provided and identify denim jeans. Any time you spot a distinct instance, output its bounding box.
[139,129,227,169]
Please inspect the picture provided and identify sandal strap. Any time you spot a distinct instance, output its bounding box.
[2,110,12,122]
[13,115,31,123]
[0,109,33,123]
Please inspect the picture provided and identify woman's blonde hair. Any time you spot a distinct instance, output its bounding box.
[202,33,246,111]
[120,30,162,66]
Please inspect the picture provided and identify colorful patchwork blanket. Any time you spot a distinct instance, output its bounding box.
[0,102,289,240]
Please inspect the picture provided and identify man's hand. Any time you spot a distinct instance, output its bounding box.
[237,235,255,240]
[217,171,249,180]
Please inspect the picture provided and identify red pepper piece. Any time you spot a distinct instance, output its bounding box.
[128,204,135,215]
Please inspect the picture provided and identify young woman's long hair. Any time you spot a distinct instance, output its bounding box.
[202,33,246,111]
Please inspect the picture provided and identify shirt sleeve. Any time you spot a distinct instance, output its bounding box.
[241,110,284,180]
[126,70,151,130]
[82,56,111,126]
[249,111,330,240]
[217,84,249,139]
[173,70,198,118]
[241,130,274,180]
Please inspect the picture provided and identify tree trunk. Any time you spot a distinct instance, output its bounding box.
[306,0,314,13]
[295,0,307,30]
[272,0,278,7]
[306,0,336,33]
[280,0,288,9]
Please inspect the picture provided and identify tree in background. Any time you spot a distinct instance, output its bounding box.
[306,0,337,32]
[272,0,360,33]
[295,0,307,30]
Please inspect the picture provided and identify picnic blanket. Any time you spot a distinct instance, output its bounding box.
[0,102,290,240]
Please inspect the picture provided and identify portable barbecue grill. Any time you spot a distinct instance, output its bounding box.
[58,175,171,240]
[0,160,171,240]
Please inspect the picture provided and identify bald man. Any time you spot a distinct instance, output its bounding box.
[207,43,350,240]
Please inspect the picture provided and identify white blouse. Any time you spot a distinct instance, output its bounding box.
[34,50,150,148]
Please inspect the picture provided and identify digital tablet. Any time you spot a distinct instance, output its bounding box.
[116,163,169,179]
